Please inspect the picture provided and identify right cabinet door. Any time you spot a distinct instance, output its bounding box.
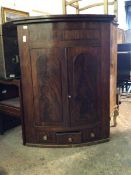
[67,47,102,127]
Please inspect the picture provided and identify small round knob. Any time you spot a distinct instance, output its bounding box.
[68,95,71,99]
[12,57,16,63]
[90,132,95,138]
[68,137,73,142]
[43,135,47,141]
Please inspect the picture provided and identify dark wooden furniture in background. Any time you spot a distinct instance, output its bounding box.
[14,15,117,147]
[125,1,131,29]
[117,43,131,92]
[0,21,20,79]
[0,79,21,134]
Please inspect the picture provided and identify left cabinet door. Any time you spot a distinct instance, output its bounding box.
[30,48,68,127]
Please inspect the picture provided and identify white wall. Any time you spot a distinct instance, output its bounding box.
[117,0,127,29]
[66,0,127,30]
[0,0,63,16]
[0,0,128,29]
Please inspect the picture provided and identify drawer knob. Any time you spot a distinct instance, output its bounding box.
[43,135,47,141]
[90,132,95,138]
[68,95,71,99]
[68,137,73,142]
[1,89,7,94]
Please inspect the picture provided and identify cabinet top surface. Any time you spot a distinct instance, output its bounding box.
[12,14,116,25]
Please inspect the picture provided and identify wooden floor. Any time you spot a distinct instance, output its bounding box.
[0,96,131,175]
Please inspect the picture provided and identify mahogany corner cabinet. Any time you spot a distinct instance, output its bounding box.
[14,15,117,147]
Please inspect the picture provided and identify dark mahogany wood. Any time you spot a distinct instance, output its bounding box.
[14,14,117,146]
[0,22,20,79]
[30,49,64,126]
[0,79,21,134]
[67,47,101,126]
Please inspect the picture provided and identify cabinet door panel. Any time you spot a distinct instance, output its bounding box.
[67,47,101,126]
[30,48,66,127]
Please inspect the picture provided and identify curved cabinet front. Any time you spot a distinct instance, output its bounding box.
[15,15,117,147]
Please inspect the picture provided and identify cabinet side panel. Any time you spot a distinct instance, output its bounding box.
[100,23,111,138]
[17,26,36,144]
[110,24,117,114]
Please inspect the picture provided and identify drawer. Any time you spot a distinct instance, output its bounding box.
[38,132,55,144]
[88,127,101,142]
[56,131,81,144]
[83,126,101,142]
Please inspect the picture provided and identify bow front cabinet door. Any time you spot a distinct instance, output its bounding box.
[15,15,117,147]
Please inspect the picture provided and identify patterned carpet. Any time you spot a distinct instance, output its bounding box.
[0,98,131,175]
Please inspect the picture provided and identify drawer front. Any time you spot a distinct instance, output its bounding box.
[88,127,100,141]
[82,126,101,142]
[56,132,81,144]
[38,132,56,144]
